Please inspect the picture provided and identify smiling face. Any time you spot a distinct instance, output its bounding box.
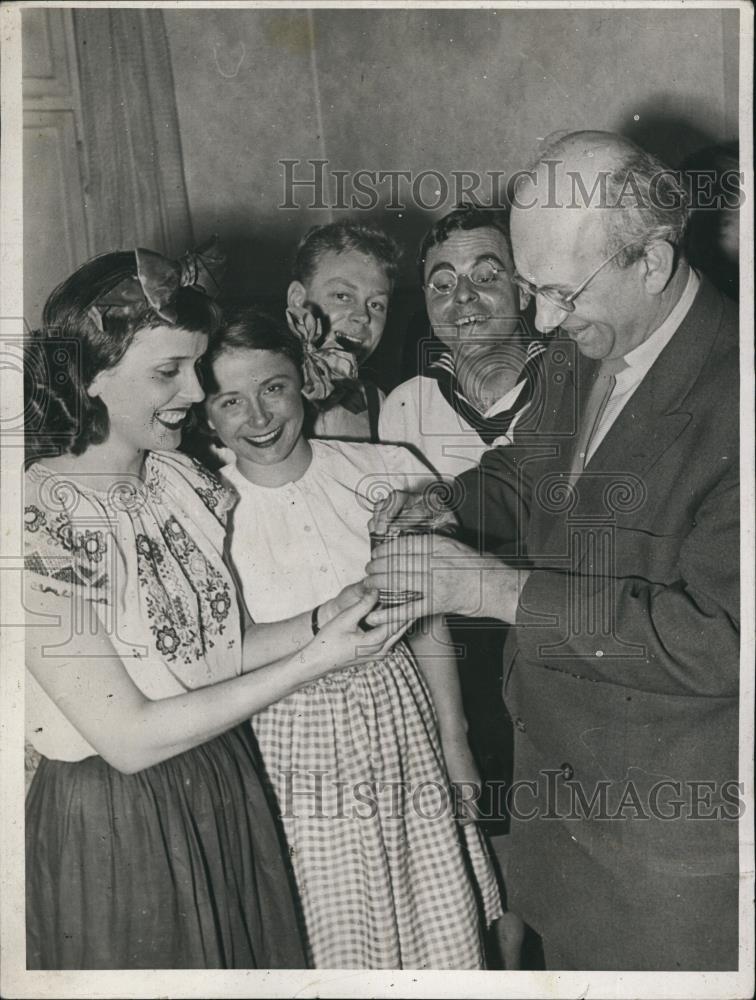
[423,227,520,365]
[287,250,391,364]
[510,200,651,360]
[204,348,311,486]
[86,325,207,464]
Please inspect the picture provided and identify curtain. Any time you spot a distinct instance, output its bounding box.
[73,9,193,256]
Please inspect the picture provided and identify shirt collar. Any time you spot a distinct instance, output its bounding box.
[434,350,528,417]
[622,267,700,374]
[483,379,526,418]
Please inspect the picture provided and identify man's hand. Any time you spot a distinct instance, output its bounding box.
[365,533,528,627]
[368,485,459,537]
[365,533,482,621]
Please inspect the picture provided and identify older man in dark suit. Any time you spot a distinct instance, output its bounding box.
[367,131,740,970]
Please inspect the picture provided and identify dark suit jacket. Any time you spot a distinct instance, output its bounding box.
[457,277,740,970]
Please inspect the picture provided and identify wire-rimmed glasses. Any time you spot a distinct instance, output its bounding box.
[512,241,644,314]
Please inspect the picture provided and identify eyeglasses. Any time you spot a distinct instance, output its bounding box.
[512,241,644,314]
[425,260,509,296]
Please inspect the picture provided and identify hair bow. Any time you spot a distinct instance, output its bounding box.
[285,305,359,401]
[87,237,226,330]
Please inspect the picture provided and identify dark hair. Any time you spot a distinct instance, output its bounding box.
[291,221,402,287]
[416,205,513,283]
[199,307,303,397]
[25,250,223,460]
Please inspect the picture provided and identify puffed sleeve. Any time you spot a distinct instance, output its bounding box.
[23,478,111,612]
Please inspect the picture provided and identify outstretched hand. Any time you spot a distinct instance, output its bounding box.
[318,580,373,628]
[314,583,412,667]
[364,532,483,624]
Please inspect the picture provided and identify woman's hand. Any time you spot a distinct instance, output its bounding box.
[310,584,410,672]
[317,580,371,628]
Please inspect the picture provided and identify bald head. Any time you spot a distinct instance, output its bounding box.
[512,130,688,261]
[509,130,691,359]
[536,130,643,174]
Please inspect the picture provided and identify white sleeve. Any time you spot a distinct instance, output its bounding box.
[378,381,416,446]
[373,443,438,493]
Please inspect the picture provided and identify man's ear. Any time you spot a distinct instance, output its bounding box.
[287,281,307,309]
[642,241,676,294]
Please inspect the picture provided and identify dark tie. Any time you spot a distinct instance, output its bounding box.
[571,355,628,474]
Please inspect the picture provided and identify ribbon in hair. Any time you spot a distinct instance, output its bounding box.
[285,305,358,401]
[87,236,226,330]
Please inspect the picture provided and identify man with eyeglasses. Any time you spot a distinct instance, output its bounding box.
[380,205,547,478]
[380,207,561,969]
[368,131,740,971]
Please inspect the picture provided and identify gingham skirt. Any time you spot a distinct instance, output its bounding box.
[251,641,503,969]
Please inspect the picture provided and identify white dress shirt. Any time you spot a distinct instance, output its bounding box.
[586,268,700,463]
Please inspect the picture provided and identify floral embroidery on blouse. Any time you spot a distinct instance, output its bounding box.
[133,512,232,666]
[195,485,219,512]
[24,453,242,759]
[155,625,182,658]
[25,505,110,596]
[79,529,106,563]
[191,460,232,523]
[24,505,46,533]
[136,533,164,565]
[25,453,239,686]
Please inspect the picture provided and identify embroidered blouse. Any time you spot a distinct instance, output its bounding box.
[23,451,241,762]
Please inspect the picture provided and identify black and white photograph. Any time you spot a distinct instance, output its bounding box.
[0,1,753,997]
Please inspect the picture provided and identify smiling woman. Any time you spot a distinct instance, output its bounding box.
[22,246,403,970]
[195,306,503,969]
[205,346,312,485]
[83,324,207,464]
[25,247,223,465]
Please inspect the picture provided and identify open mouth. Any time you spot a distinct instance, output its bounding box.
[334,332,366,354]
[240,426,284,448]
[155,409,189,430]
[455,314,489,328]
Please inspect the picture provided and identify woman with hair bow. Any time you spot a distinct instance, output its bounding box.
[22,244,402,970]
[199,306,503,970]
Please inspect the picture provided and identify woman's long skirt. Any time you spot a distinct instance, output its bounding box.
[252,644,503,969]
[26,725,305,969]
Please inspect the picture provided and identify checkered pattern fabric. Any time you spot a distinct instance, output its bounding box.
[251,642,502,969]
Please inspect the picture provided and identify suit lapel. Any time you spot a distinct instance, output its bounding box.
[587,277,727,480]
[514,335,582,458]
[528,277,730,547]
